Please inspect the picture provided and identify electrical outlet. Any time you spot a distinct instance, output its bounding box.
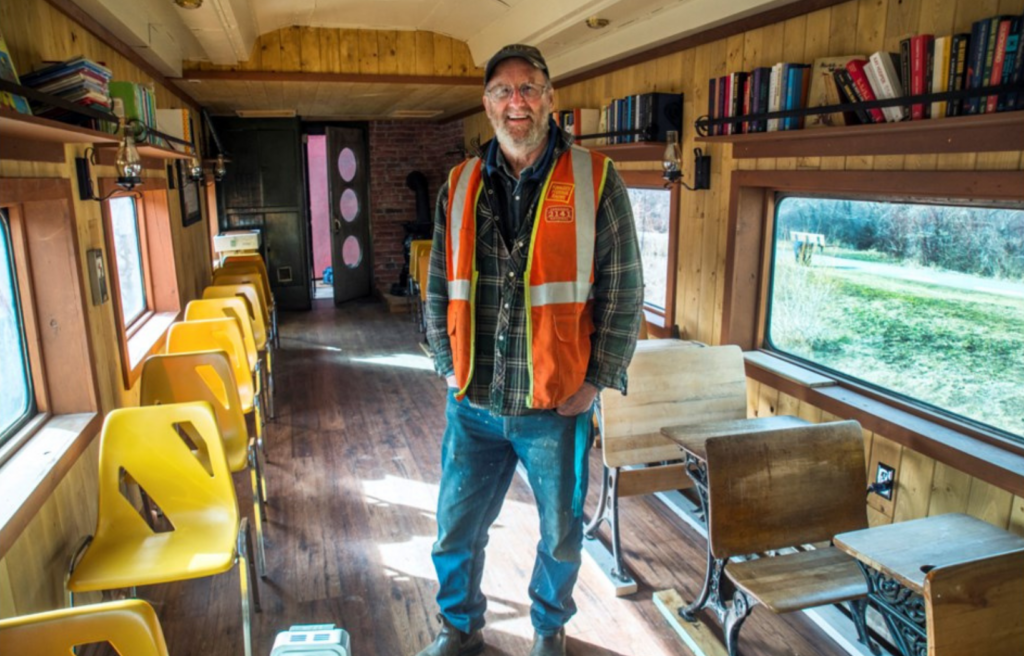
[874,462,895,500]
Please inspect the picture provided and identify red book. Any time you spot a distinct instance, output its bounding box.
[910,34,934,120]
[986,19,1012,113]
[846,59,886,123]
[742,76,751,134]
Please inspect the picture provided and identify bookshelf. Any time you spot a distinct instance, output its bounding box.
[590,141,667,162]
[0,107,191,163]
[695,112,1024,159]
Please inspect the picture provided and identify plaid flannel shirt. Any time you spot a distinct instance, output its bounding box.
[426,127,643,416]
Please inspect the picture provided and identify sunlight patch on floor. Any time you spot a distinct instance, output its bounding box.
[350,353,435,371]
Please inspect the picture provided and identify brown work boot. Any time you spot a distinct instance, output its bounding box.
[529,627,566,656]
[414,614,484,656]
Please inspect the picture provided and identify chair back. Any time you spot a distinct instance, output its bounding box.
[705,419,867,559]
[0,599,169,656]
[140,351,248,473]
[185,298,258,369]
[203,284,268,349]
[166,318,254,407]
[600,342,743,467]
[213,271,271,322]
[218,261,272,305]
[94,402,238,548]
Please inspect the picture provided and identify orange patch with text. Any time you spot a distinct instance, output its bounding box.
[545,206,575,223]
[546,182,575,204]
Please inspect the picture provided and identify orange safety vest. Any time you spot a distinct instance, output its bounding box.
[445,146,611,409]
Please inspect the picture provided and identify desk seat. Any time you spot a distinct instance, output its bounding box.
[727,546,868,614]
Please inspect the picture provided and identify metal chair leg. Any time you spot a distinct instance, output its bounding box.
[237,518,262,656]
[723,590,754,656]
[249,443,268,579]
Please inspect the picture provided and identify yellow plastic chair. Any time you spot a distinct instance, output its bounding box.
[140,351,268,577]
[201,284,274,421]
[213,272,271,328]
[185,297,271,421]
[65,402,260,656]
[0,598,169,656]
[214,265,276,347]
[165,318,264,450]
[220,255,277,348]
[409,239,432,331]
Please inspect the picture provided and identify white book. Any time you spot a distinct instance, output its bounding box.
[767,63,785,132]
[867,51,906,122]
[931,36,951,119]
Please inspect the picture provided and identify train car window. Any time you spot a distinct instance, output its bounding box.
[767,196,1024,440]
[108,196,149,329]
[0,209,35,445]
[628,185,672,312]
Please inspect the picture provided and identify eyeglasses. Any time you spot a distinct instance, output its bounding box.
[484,83,549,102]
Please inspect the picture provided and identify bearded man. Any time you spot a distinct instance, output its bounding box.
[416,43,643,656]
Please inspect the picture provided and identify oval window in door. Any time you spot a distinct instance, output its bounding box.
[340,188,359,222]
[337,148,357,182]
[342,235,362,268]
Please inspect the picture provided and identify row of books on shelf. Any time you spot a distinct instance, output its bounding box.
[555,92,684,145]
[706,11,1024,135]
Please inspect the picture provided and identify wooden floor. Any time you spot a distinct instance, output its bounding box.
[145,299,851,656]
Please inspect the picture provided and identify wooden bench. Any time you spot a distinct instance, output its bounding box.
[694,420,871,656]
[583,341,745,595]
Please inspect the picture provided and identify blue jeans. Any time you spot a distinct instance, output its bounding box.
[432,388,592,637]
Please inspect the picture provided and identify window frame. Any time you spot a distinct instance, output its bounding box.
[99,178,181,389]
[722,169,1024,495]
[620,170,679,337]
[105,194,154,335]
[0,209,38,446]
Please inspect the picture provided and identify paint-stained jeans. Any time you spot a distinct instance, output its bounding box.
[432,388,592,638]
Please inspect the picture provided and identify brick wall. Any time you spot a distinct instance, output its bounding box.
[368,119,466,293]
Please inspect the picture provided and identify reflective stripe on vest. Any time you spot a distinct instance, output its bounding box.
[445,147,611,408]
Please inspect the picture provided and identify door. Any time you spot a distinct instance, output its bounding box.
[214,117,311,310]
[326,127,372,304]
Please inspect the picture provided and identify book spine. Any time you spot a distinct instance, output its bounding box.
[998,16,1021,111]
[1012,13,1024,109]
[756,68,770,132]
[845,60,885,123]
[718,75,728,136]
[947,33,970,116]
[767,64,783,132]
[866,53,905,122]
[707,77,717,135]
[979,17,1002,113]
[909,35,934,119]
[931,36,951,118]
[741,75,750,134]
[986,18,1011,113]
[833,69,871,124]
[965,19,989,114]
[900,38,912,116]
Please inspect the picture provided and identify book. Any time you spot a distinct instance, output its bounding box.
[947,33,971,116]
[0,30,31,115]
[986,18,1012,112]
[805,56,864,129]
[748,67,771,132]
[783,64,810,130]
[767,63,785,131]
[910,34,934,119]
[707,77,718,135]
[845,59,886,123]
[866,51,906,122]
[930,36,952,118]
[832,68,872,124]
[965,18,991,114]
[1011,13,1024,109]
[997,16,1021,111]
[730,72,748,134]
[899,38,913,116]
[572,108,600,145]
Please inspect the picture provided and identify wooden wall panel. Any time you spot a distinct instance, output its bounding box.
[0,0,213,619]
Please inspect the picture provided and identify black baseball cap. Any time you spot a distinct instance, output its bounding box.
[484,44,550,85]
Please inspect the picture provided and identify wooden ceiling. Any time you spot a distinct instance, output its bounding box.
[177,28,486,121]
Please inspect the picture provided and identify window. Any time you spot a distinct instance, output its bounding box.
[108,196,149,328]
[99,179,181,388]
[767,195,1024,440]
[0,210,34,445]
[622,171,679,334]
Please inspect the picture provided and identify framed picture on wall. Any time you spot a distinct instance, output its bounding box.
[176,158,202,226]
